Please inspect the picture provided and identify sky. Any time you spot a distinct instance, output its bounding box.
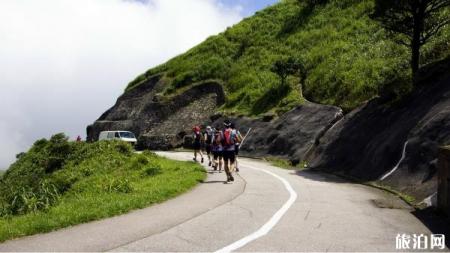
[0,0,278,169]
[220,0,278,16]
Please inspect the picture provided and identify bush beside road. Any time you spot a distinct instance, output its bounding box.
[0,134,205,242]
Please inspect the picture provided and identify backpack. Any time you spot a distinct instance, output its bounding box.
[213,131,222,146]
[194,131,201,142]
[223,128,236,146]
[235,130,243,144]
[206,131,213,144]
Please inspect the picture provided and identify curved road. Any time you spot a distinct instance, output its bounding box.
[0,152,433,252]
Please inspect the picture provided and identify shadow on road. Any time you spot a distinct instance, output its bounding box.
[197,179,226,184]
[290,169,350,184]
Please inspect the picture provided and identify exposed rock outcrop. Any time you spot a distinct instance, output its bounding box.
[87,75,225,149]
[308,60,450,202]
[210,103,343,164]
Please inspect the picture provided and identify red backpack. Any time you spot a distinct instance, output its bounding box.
[223,128,236,146]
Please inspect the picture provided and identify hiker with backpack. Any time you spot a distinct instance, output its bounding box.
[192,125,204,163]
[204,126,214,167]
[211,126,224,172]
[231,123,244,172]
[222,120,242,182]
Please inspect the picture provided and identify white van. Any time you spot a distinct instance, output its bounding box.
[99,131,137,146]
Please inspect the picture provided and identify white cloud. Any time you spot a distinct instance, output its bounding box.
[0,0,242,169]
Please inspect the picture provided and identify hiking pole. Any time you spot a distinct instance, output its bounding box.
[239,127,252,149]
[234,127,252,173]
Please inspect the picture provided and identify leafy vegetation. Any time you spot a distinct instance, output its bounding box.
[125,0,449,114]
[0,134,205,242]
[372,0,450,78]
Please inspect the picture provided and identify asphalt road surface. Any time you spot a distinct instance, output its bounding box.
[0,152,436,252]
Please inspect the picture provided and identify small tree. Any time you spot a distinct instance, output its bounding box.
[271,57,307,97]
[372,0,450,80]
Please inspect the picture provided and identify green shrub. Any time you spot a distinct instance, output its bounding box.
[0,135,138,217]
[128,154,151,170]
[0,136,205,242]
[115,141,132,155]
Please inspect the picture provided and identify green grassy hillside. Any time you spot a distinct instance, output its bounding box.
[0,134,205,242]
[126,0,449,114]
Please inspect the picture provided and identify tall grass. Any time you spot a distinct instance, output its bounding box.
[124,0,449,114]
[0,134,205,242]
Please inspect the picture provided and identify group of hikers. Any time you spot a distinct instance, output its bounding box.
[192,120,246,183]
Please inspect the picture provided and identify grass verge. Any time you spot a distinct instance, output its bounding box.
[263,156,308,170]
[0,134,205,242]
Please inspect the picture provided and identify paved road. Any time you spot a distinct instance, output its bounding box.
[0,152,435,252]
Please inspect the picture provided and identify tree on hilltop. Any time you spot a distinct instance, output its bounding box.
[372,0,450,81]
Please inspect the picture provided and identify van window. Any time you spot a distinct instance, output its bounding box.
[107,132,114,139]
[115,132,120,138]
[119,132,135,138]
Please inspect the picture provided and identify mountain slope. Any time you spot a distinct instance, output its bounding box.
[126,0,446,114]
[88,0,450,205]
[88,0,449,151]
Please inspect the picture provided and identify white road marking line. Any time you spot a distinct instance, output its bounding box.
[215,164,298,253]
[380,141,409,181]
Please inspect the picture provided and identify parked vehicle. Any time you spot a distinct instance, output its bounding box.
[99,131,137,146]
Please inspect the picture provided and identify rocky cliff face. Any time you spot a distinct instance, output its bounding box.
[87,74,225,149]
[210,103,343,164]
[308,62,450,203]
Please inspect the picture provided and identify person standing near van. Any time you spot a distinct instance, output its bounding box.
[222,120,241,182]
[193,126,204,163]
[204,126,214,166]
